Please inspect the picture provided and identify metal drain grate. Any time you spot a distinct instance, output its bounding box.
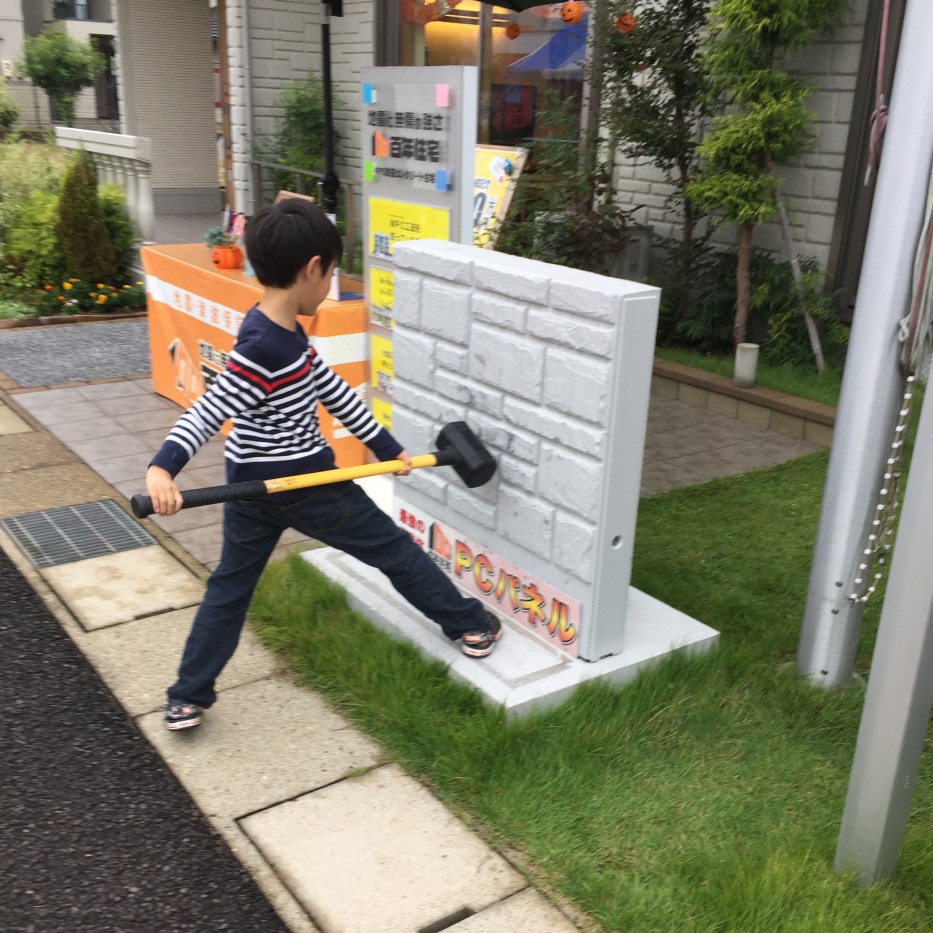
[0,500,155,569]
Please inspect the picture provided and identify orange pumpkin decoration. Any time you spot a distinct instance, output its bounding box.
[616,11,636,33]
[505,21,521,40]
[560,1,583,25]
[211,245,244,269]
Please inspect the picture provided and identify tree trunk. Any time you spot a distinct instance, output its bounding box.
[735,223,753,345]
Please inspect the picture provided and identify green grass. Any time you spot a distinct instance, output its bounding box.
[0,298,34,320]
[249,451,931,932]
[655,346,844,407]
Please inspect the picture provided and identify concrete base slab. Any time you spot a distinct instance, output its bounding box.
[0,403,31,435]
[77,607,285,716]
[241,763,525,933]
[448,887,579,932]
[302,548,719,718]
[138,675,384,816]
[41,545,204,630]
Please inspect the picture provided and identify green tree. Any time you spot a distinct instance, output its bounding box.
[22,25,105,127]
[600,0,715,324]
[57,149,116,284]
[686,0,847,347]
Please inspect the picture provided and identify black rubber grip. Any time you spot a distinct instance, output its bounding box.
[131,480,269,519]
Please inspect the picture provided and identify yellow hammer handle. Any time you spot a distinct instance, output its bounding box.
[263,453,440,494]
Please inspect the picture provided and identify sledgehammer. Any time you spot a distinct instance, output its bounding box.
[130,421,496,519]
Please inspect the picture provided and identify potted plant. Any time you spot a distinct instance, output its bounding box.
[204,225,244,269]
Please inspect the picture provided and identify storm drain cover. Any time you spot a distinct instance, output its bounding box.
[0,500,155,569]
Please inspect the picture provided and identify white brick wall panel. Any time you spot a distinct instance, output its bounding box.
[471,255,551,305]
[435,343,469,373]
[468,323,545,403]
[392,272,422,327]
[391,408,436,457]
[393,382,453,423]
[552,512,597,585]
[394,241,474,284]
[420,281,472,344]
[537,444,603,523]
[496,486,555,557]
[393,330,435,390]
[468,411,539,464]
[461,381,501,419]
[497,453,538,495]
[400,469,449,505]
[432,370,474,406]
[547,275,623,320]
[543,347,611,426]
[470,291,527,331]
[447,485,498,530]
[526,308,614,356]
[501,397,607,460]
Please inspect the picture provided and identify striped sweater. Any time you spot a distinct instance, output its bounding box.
[150,306,402,484]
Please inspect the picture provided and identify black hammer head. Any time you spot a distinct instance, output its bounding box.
[435,421,497,487]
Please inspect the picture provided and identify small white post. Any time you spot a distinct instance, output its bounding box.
[733,342,760,388]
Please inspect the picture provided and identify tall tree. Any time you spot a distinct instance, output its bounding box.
[22,24,105,127]
[686,0,847,348]
[600,0,716,324]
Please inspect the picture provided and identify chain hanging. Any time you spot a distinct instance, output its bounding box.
[848,375,915,604]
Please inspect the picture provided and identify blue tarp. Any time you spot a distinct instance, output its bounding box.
[505,15,588,80]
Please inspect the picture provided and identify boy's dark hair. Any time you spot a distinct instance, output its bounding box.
[245,198,343,288]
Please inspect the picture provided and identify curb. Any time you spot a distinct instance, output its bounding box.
[0,311,147,330]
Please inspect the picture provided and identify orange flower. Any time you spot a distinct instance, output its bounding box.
[62,282,73,291]
[44,284,53,291]
[97,295,107,304]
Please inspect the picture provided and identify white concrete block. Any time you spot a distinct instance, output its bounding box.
[394,239,474,284]
[301,549,718,718]
[241,764,525,933]
[543,346,611,425]
[469,323,544,403]
[391,270,421,326]
[496,485,554,555]
[393,329,435,389]
[470,290,527,330]
[527,307,615,356]
[537,444,603,523]
[552,511,596,585]
[421,280,472,344]
[502,396,607,459]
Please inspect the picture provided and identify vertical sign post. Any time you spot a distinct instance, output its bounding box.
[360,66,478,431]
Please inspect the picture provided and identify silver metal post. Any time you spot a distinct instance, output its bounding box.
[834,383,933,885]
[798,0,933,687]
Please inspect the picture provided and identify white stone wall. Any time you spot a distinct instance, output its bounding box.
[391,240,660,661]
[611,0,868,270]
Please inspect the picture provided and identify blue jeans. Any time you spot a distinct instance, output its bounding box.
[169,481,488,707]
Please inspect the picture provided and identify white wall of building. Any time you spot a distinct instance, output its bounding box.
[609,0,868,272]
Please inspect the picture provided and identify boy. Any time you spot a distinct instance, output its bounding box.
[146,199,501,731]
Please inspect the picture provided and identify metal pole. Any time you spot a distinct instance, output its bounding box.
[834,380,933,885]
[798,0,933,687]
[319,0,339,215]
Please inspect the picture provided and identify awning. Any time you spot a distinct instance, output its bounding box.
[504,15,588,80]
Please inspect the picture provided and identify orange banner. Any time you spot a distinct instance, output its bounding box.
[142,243,368,467]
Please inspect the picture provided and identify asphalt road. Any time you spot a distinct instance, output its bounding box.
[0,547,290,933]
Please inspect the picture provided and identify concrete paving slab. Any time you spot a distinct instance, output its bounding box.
[302,548,718,718]
[138,676,384,816]
[50,414,127,442]
[62,431,151,461]
[241,763,525,933]
[0,462,117,516]
[41,545,204,630]
[21,400,102,426]
[0,404,31,435]
[0,433,77,472]
[78,607,285,716]
[447,887,579,932]
[76,379,150,400]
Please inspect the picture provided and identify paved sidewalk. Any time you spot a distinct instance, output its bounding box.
[0,322,823,932]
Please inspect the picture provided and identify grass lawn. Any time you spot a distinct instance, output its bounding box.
[655,346,844,408]
[249,450,931,932]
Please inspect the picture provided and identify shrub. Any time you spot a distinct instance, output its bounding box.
[57,149,116,284]
[0,140,68,250]
[0,79,19,135]
[98,183,136,281]
[5,190,63,288]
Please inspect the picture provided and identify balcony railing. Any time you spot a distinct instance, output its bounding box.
[54,127,155,243]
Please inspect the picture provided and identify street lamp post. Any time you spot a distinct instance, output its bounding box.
[319,0,342,214]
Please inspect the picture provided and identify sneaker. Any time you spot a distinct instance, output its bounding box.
[461,612,502,658]
[164,700,202,731]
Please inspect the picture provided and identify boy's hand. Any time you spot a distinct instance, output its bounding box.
[146,465,183,516]
[396,450,413,477]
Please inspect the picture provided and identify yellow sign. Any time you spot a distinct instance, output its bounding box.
[370,333,394,394]
[368,197,450,258]
[371,395,392,431]
[473,146,527,248]
[369,267,394,329]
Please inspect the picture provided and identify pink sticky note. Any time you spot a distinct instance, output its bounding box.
[435,84,450,107]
